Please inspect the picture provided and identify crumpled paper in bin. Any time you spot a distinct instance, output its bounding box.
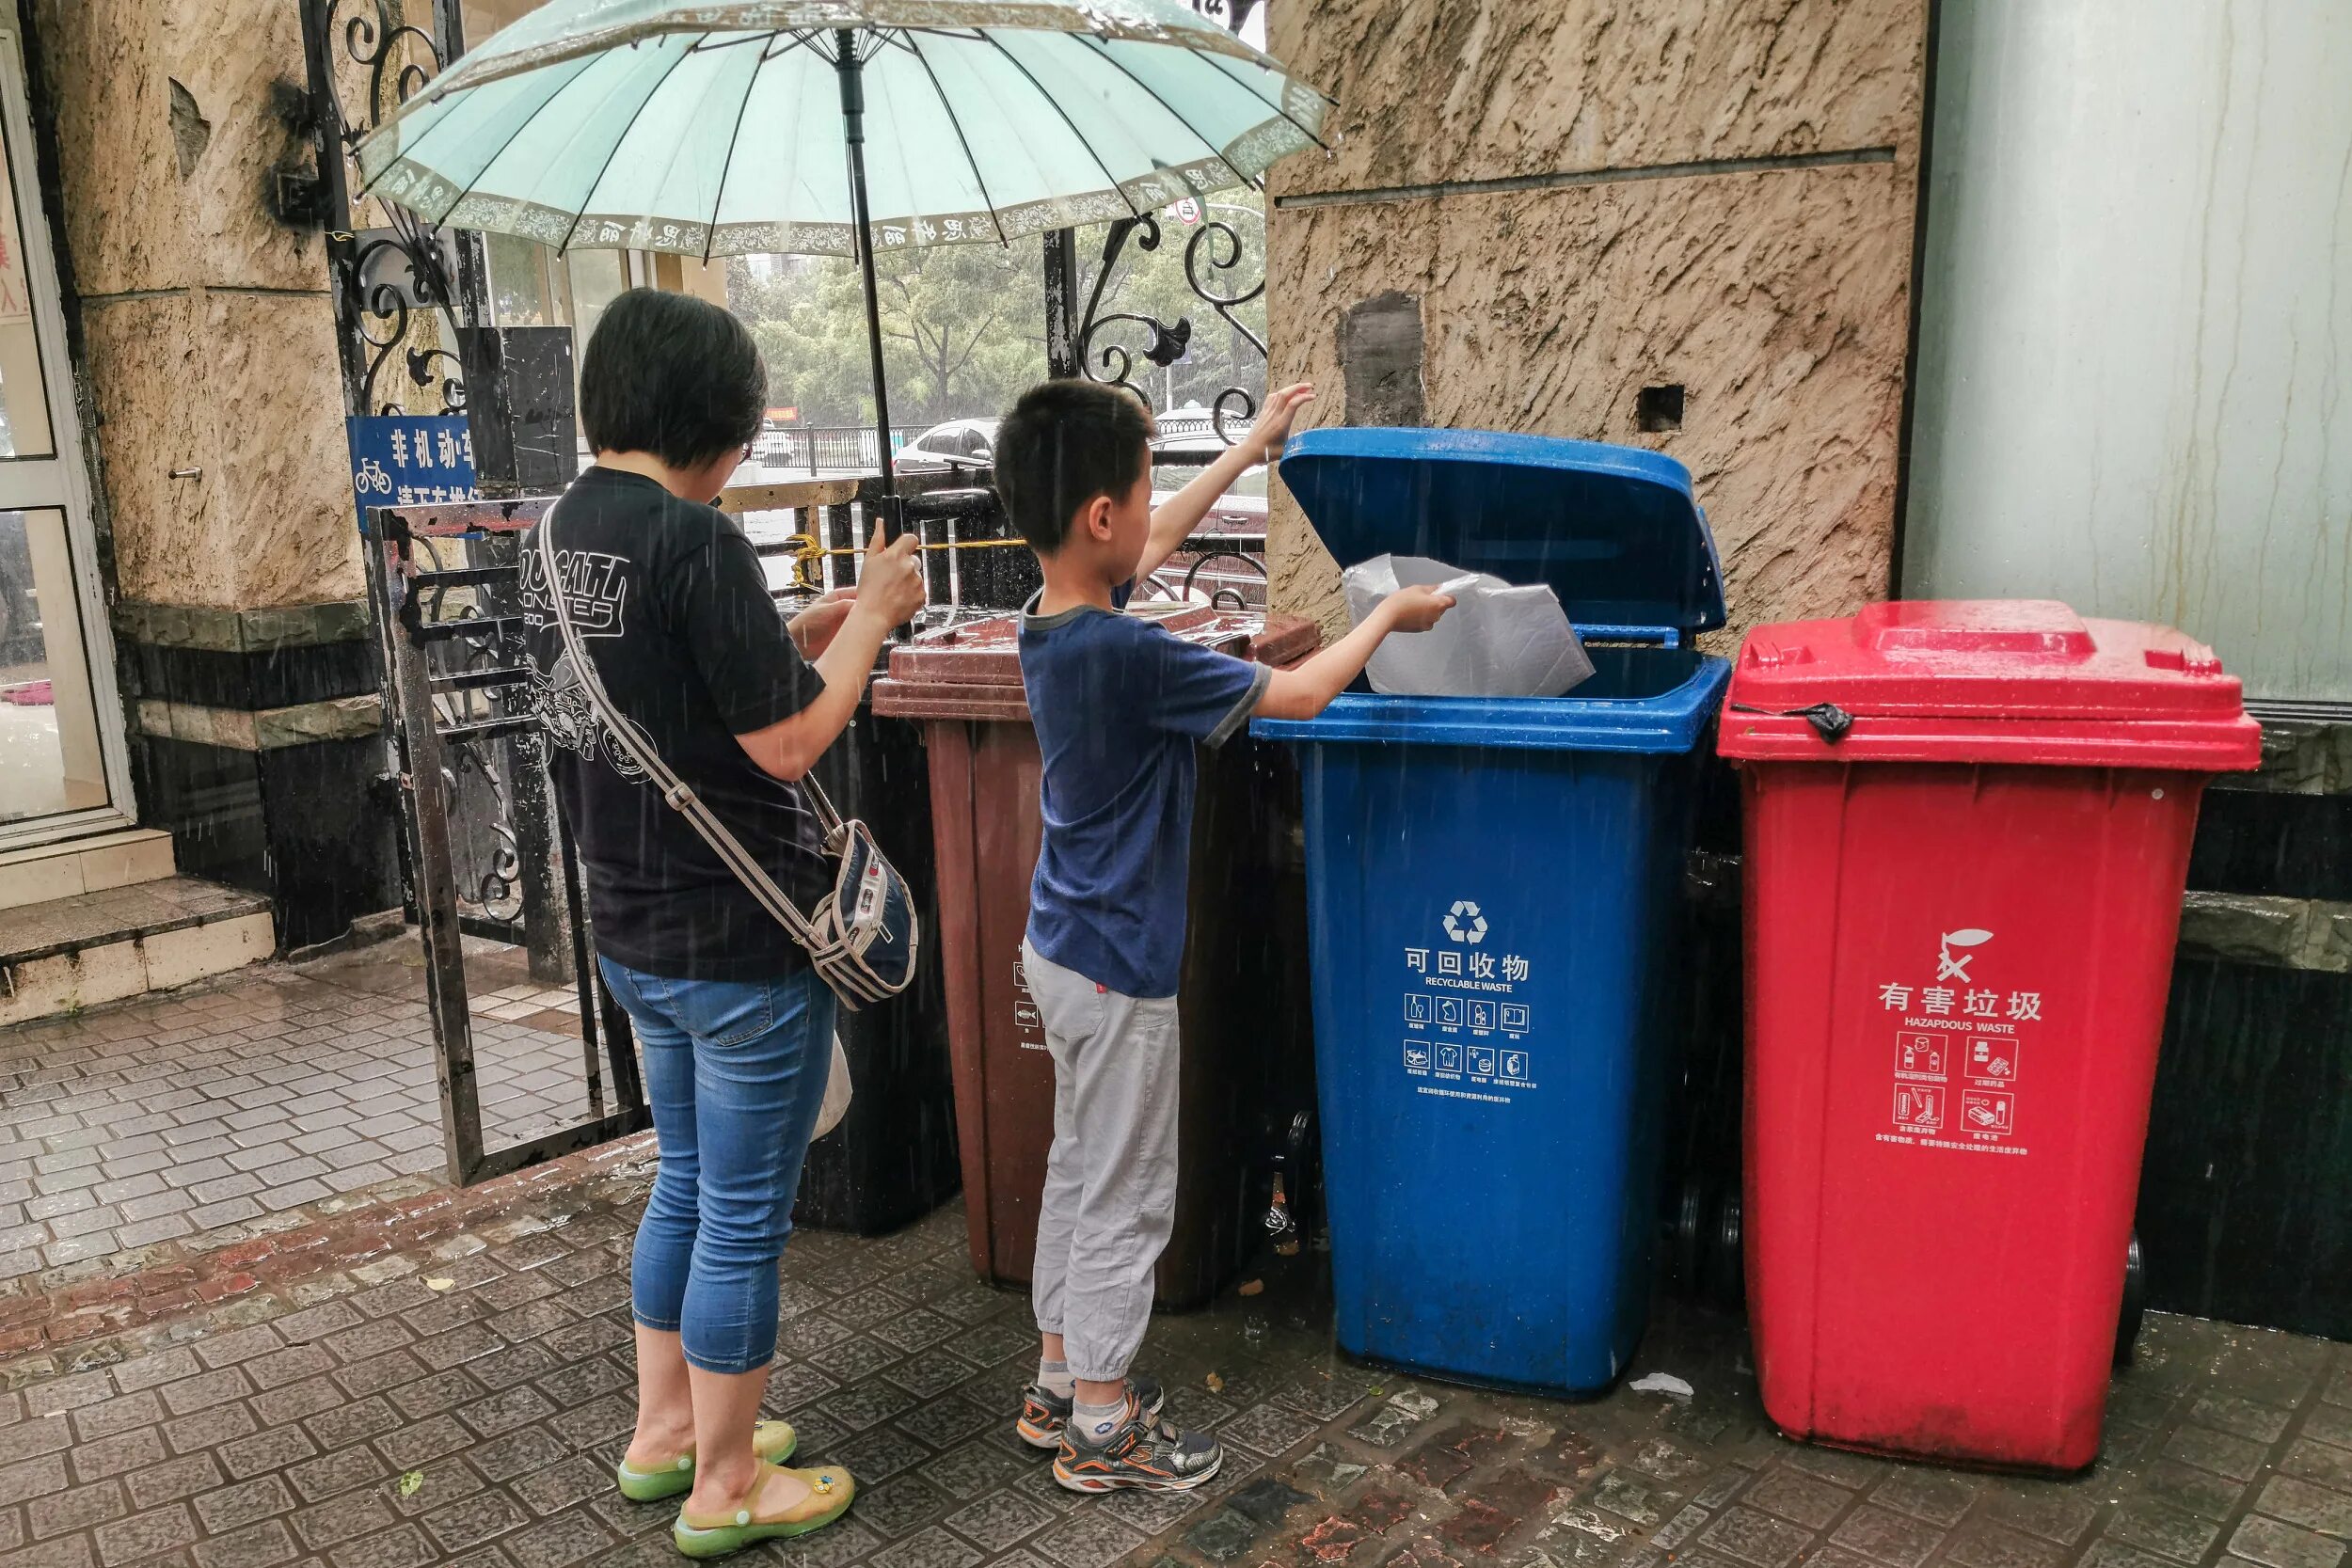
[1343,554,1595,698]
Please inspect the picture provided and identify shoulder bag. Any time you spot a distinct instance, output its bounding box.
[534,502,921,1131]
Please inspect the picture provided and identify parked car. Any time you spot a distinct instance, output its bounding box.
[895,418,998,476]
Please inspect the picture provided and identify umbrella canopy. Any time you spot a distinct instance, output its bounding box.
[356,0,1330,260]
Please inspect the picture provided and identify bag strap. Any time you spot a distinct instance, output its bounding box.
[535,498,829,949]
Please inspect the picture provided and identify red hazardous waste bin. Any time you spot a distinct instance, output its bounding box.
[870,603,1319,1307]
[1720,601,2259,1470]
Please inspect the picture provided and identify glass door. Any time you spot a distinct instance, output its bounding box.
[0,24,127,846]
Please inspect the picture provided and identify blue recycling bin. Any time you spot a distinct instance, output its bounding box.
[1253,429,1731,1396]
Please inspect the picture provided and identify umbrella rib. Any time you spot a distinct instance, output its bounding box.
[1075,35,1252,191]
[903,30,1009,246]
[555,38,702,255]
[701,32,778,262]
[977,30,1143,221]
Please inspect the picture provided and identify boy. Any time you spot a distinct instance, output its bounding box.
[993,379,1454,1492]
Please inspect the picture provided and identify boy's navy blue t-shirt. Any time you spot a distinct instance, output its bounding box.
[1020,587,1272,1000]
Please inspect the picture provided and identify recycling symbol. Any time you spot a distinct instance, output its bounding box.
[1442,900,1488,945]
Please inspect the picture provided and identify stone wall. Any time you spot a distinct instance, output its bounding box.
[1263,0,1929,642]
[24,0,401,950]
[29,0,355,613]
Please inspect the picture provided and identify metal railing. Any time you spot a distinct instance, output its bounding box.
[752,425,930,475]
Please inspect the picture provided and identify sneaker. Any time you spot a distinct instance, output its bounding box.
[1017,1373,1167,1450]
[1053,1397,1222,1493]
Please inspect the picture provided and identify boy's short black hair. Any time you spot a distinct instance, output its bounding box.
[580,287,766,468]
[993,379,1152,554]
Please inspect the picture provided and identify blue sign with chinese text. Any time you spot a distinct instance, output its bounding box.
[346,415,478,529]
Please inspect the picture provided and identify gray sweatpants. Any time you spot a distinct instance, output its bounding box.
[1023,940,1181,1384]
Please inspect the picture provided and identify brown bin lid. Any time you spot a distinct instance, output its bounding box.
[871,603,1318,722]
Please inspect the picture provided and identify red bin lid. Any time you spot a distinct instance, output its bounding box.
[870,603,1318,723]
[1718,600,2261,769]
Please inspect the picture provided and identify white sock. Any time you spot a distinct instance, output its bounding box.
[1072,1395,1127,1444]
[1037,1358,1074,1399]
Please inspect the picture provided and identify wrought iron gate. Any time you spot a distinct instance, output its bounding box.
[300,0,644,1183]
[366,499,649,1183]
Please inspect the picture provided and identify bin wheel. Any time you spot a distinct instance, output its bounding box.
[1708,1187,1744,1310]
[1671,1177,1710,1294]
[2115,1231,2146,1368]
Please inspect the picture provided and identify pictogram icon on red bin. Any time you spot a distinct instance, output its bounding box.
[1895,1032,1947,1079]
[1892,1084,1945,1132]
[1961,1089,2015,1135]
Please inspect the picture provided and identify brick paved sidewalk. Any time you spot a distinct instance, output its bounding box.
[0,1158,2343,1568]
[0,939,611,1305]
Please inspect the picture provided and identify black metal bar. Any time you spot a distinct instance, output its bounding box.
[921,501,953,606]
[410,564,515,591]
[381,538,494,1188]
[462,1112,650,1186]
[435,715,539,748]
[431,666,532,694]
[824,501,858,591]
[901,487,1001,521]
[456,912,530,945]
[1044,228,1081,377]
[552,800,606,1117]
[559,794,646,1120]
[412,615,523,644]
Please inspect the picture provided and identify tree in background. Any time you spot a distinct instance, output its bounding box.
[724,189,1268,434]
[730,243,1046,428]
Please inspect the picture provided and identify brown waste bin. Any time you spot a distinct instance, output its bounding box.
[871,603,1318,1308]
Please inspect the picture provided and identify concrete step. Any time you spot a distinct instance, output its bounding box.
[0,876,274,1027]
[0,827,178,911]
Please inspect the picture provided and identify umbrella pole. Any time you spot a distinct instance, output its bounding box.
[835,28,898,542]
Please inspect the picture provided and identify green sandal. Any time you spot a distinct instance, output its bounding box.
[673,1462,856,1559]
[613,1420,799,1502]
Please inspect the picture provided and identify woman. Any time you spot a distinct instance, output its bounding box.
[523,288,925,1558]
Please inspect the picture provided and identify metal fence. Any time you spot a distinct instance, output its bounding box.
[753,425,930,475]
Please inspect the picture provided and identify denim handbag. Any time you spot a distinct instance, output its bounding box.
[534,502,920,1015]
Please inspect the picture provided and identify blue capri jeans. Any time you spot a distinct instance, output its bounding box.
[599,957,837,1375]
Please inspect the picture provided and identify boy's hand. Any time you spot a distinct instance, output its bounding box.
[1246,383,1315,465]
[1381,583,1455,633]
[852,522,927,628]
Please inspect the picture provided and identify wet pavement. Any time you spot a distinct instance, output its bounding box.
[0,940,609,1290]
[1,960,2349,1568]
[0,1162,2344,1568]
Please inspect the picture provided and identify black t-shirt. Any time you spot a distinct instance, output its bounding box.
[520,466,828,981]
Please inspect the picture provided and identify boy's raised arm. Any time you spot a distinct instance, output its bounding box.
[1136,384,1316,586]
[1256,584,1454,721]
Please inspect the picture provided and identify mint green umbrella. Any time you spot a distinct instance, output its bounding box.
[356,1,1331,499]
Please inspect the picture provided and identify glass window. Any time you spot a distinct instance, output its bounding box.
[1903,0,2352,703]
[0,509,105,822]
[485,231,568,327]
[0,113,52,459]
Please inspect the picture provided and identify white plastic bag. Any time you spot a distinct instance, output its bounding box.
[814,1035,853,1139]
[1343,554,1594,698]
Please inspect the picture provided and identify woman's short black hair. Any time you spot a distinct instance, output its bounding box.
[993,379,1153,554]
[580,287,766,468]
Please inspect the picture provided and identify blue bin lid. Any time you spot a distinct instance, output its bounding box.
[1279,427,1727,635]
